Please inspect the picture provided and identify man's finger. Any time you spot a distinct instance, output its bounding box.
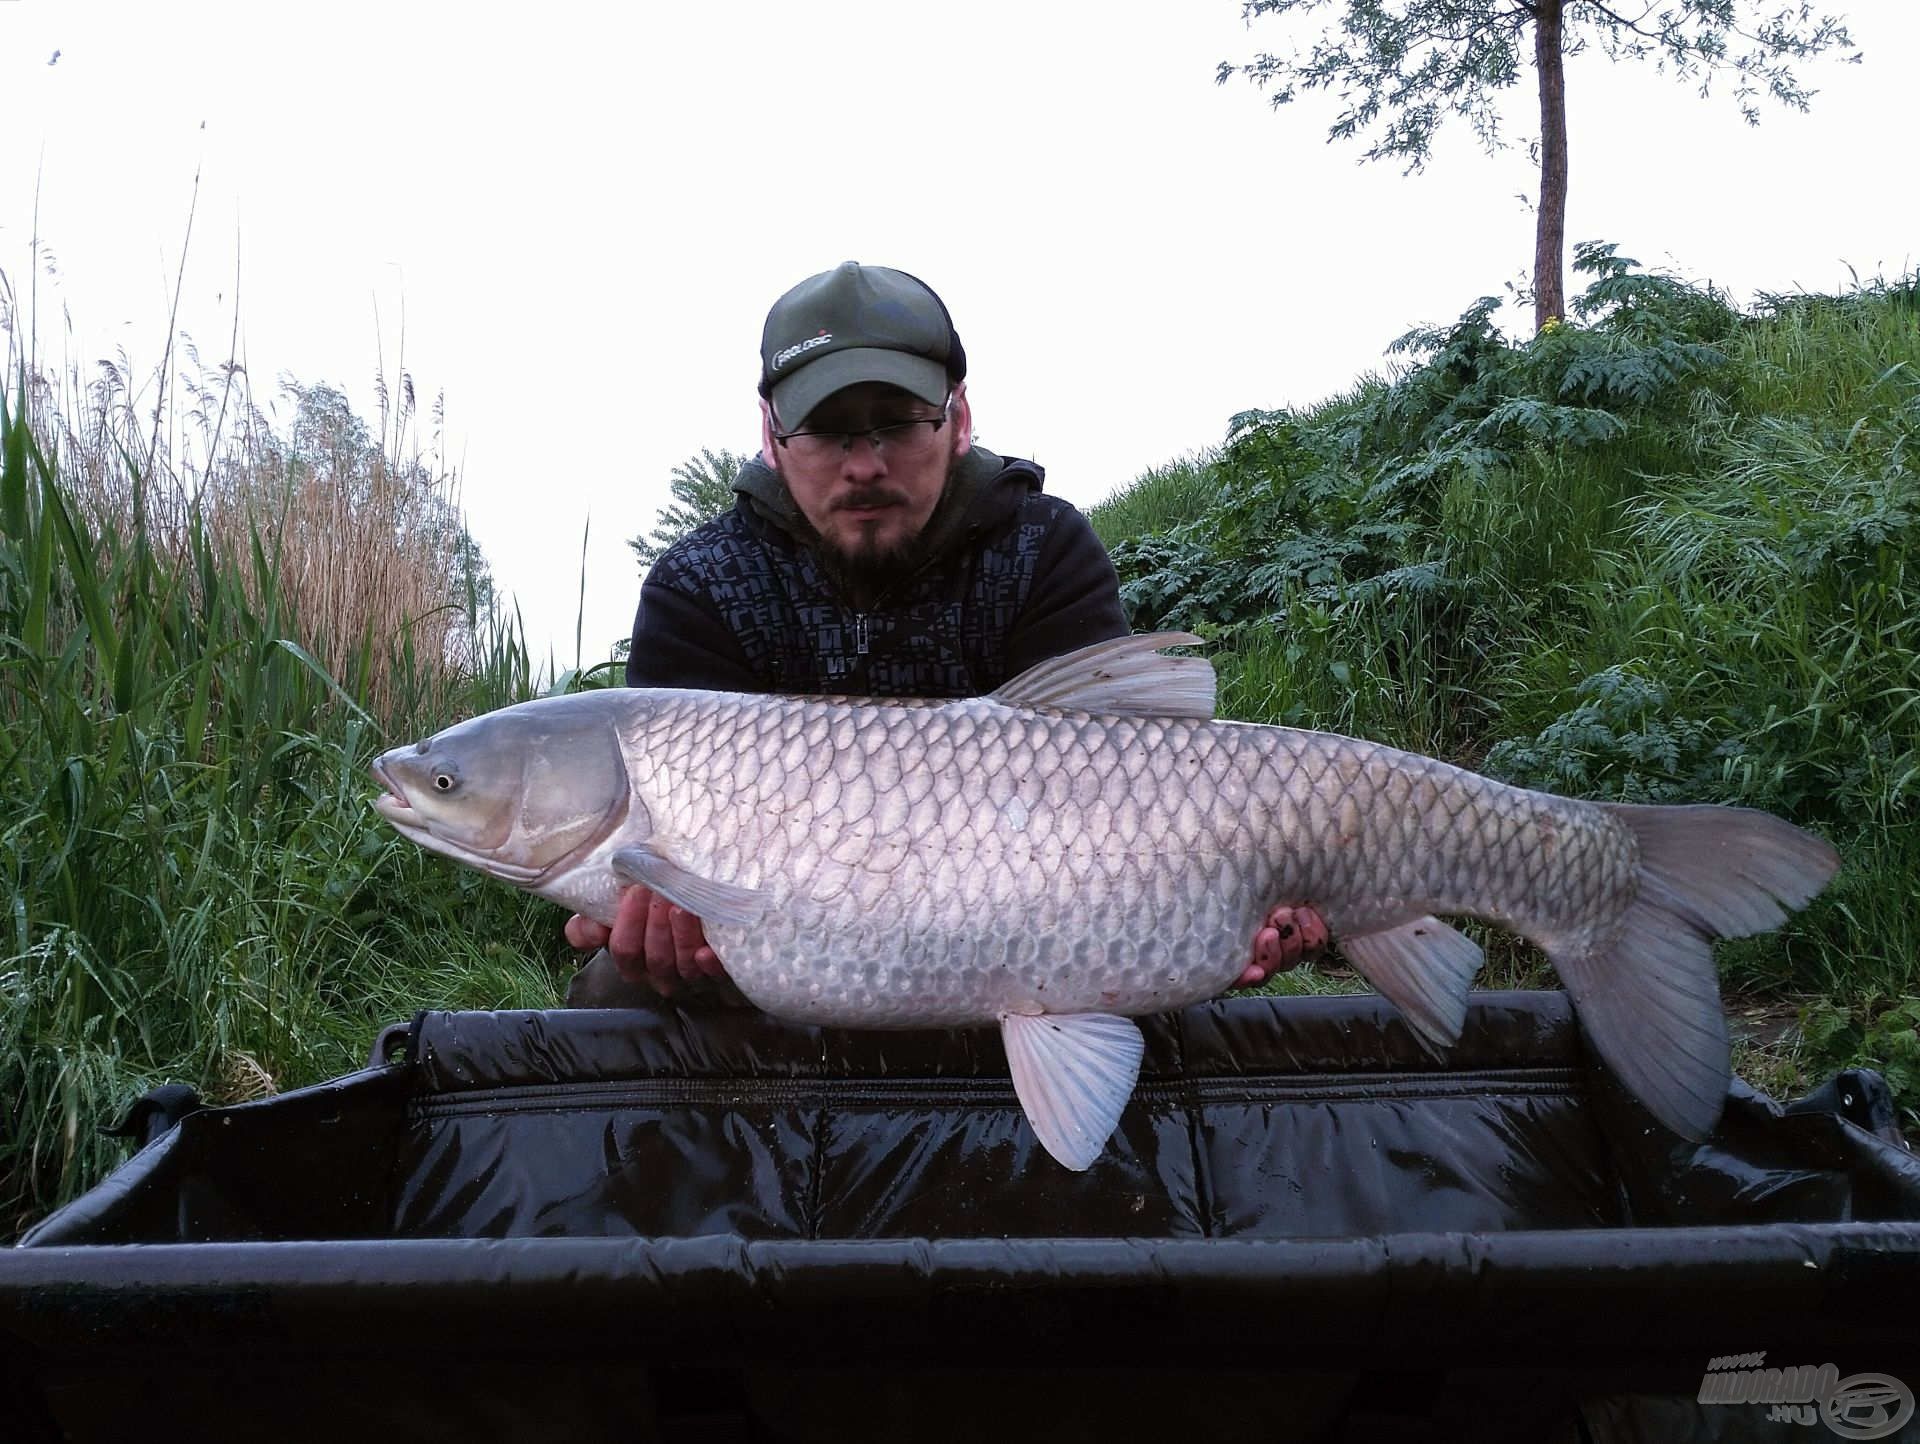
[564,914,609,951]
[1270,921,1308,973]
[668,906,706,983]
[1258,904,1324,974]
[608,887,651,961]
[1297,907,1330,954]
[1252,927,1282,973]
[643,895,677,976]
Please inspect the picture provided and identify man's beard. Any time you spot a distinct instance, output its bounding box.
[788,458,958,602]
[819,512,917,598]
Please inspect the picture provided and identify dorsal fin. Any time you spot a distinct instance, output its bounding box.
[991,632,1215,719]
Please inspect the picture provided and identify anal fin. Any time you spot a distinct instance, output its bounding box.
[1340,915,1482,1055]
[999,1012,1145,1171]
[611,844,771,926]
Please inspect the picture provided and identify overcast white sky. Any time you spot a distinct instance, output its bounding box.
[1,2,1912,672]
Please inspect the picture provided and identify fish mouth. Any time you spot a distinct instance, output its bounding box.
[370,758,418,825]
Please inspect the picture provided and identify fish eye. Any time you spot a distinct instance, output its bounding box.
[434,773,456,792]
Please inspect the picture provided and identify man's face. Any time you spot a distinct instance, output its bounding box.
[762,381,972,572]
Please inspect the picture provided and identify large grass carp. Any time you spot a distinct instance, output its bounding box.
[373,633,1839,1170]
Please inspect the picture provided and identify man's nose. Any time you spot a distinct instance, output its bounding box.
[839,434,886,479]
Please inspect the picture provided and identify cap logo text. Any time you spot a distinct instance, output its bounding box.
[772,331,834,370]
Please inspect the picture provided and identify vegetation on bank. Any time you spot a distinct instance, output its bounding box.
[2,244,1912,1237]
[0,333,557,1239]
[1089,244,1919,1114]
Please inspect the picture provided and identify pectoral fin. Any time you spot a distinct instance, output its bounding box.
[1340,914,1482,1055]
[610,844,771,926]
[1000,1011,1145,1171]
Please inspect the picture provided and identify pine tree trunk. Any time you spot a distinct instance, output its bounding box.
[1533,0,1569,331]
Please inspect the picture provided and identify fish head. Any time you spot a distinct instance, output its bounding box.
[371,696,631,885]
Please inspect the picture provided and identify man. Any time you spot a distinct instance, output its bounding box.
[566,262,1326,1004]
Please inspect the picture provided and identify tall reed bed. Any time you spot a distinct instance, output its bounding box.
[0,306,557,1238]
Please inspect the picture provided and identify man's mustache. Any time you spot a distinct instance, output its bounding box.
[833,489,908,512]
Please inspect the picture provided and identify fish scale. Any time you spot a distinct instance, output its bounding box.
[374,631,1840,1169]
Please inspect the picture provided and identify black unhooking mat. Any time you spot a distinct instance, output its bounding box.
[5,991,1919,1443]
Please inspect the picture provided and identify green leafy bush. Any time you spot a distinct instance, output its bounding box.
[1091,249,1920,1113]
[1799,997,1920,1131]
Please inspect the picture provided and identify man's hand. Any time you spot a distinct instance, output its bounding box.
[1231,903,1329,990]
[564,886,725,997]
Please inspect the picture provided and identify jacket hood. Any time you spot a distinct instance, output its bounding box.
[732,445,1044,568]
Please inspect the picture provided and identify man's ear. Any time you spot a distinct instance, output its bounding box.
[758,398,780,469]
[949,382,973,459]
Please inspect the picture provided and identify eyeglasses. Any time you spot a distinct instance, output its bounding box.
[772,403,951,464]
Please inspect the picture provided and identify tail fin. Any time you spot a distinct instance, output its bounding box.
[1547,803,1840,1141]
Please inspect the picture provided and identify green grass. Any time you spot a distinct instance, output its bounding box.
[1084,451,1223,546]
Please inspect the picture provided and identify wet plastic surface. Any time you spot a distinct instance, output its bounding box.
[6,992,1919,1442]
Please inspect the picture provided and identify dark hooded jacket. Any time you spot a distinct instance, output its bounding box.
[626,446,1128,698]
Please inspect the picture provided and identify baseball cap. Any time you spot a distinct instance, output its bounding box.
[759,262,967,427]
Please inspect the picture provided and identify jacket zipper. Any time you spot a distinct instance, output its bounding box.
[845,540,955,661]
